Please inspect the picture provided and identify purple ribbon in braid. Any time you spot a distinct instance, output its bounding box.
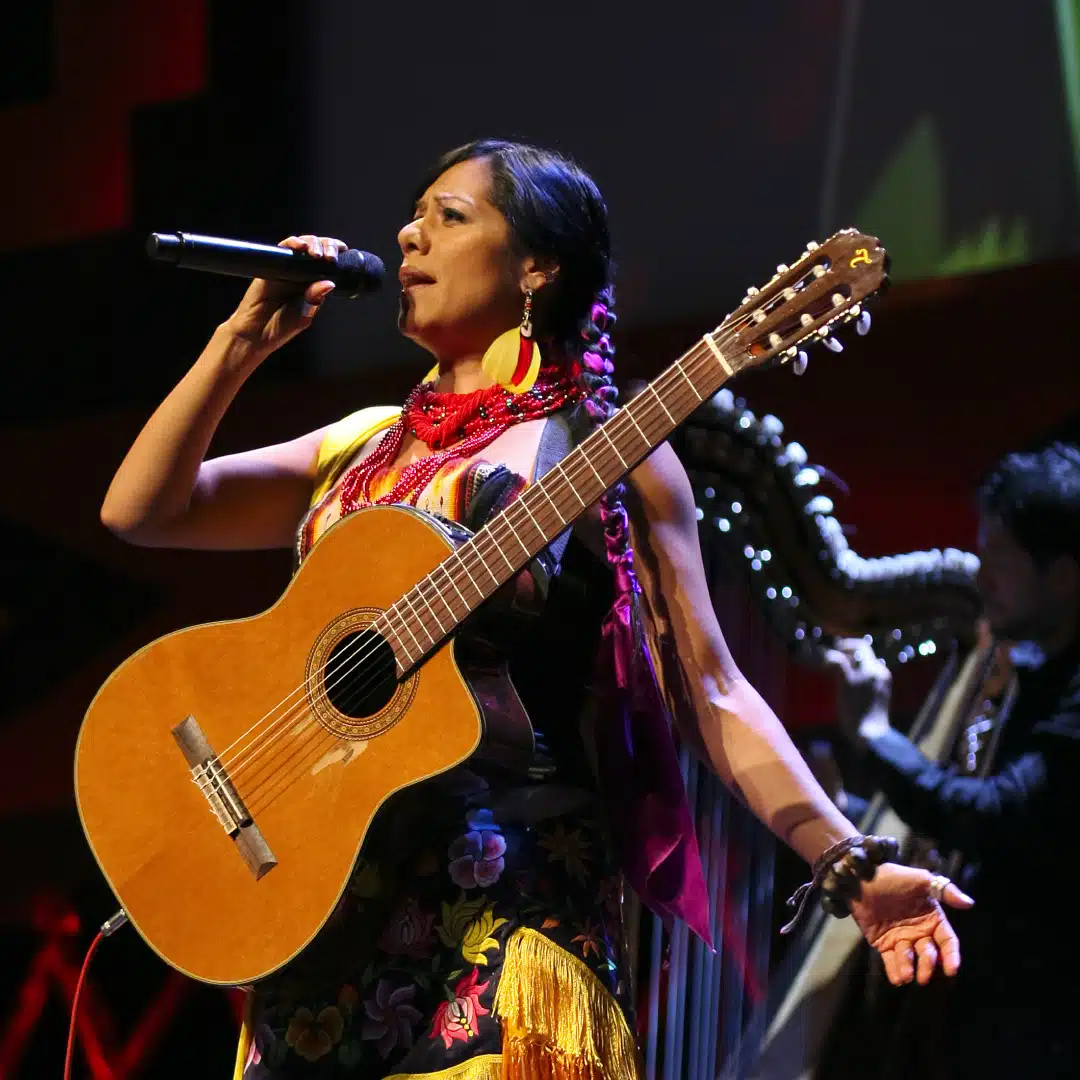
[580,295,712,947]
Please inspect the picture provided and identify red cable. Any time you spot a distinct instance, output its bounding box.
[63,929,105,1080]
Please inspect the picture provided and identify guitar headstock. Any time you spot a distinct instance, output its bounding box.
[721,229,888,376]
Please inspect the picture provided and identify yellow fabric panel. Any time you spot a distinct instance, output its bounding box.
[232,991,254,1080]
[385,1054,502,1080]
[309,405,402,507]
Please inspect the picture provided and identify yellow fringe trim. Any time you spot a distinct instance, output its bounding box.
[387,1053,503,1080]
[232,990,254,1080]
[493,928,641,1079]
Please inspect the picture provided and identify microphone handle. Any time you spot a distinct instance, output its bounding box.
[147,232,340,284]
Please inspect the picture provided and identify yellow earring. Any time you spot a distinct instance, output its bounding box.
[480,289,541,394]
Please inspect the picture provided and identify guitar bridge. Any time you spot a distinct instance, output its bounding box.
[172,715,277,880]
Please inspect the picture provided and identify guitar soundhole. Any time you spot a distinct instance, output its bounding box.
[322,629,398,719]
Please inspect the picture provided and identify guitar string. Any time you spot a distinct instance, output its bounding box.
[199,271,855,795]
[204,292,835,801]
[225,347,724,816]
[206,288,792,782]
[203,328,737,801]
[205,260,840,773]
[209,320,751,795]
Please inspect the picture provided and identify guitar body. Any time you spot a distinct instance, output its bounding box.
[74,506,485,986]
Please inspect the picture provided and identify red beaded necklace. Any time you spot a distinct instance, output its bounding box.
[337,367,583,514]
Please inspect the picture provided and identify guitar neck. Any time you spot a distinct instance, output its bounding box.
[376,325,741,673]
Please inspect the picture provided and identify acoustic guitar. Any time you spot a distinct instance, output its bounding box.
[74,230,887,986]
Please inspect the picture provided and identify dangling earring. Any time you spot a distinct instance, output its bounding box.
[481,288,542,394]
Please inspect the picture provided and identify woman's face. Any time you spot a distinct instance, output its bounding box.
[397,157,531,361]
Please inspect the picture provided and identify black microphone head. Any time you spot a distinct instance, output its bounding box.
[336,249,385,297]
[146,231,183,262]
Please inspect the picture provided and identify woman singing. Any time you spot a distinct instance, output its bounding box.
[101,141,971,1080]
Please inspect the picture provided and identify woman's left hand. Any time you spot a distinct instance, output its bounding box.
[849,863,975,986]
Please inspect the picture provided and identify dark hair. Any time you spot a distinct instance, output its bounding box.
[412,139,613,356]
[978,442,1080,564]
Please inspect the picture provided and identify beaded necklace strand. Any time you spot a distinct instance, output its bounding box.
[338,367,583,514]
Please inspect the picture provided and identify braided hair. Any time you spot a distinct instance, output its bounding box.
[414,140,634,568]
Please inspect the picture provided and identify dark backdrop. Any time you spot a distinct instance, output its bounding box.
[1,3,1079,1077]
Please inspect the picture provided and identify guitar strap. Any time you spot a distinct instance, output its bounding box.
[530,403,592,571]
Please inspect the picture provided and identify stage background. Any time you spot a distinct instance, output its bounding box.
[1,2,1078,1077]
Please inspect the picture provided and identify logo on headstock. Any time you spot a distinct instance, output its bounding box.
[849,248,872,268]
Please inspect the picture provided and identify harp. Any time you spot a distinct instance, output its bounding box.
[640,389,989,1079]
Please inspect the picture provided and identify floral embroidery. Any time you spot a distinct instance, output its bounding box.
[435,892,507,965]
[432,968,490,1049]
[244,1024,269,1080]
[437,892,488,949]
[361,979,423,1059]
[251,795,631,1075]
[377,898,436,958]
[448,810,507,889]
[350,857,382,900]
[571,918,605,960]
[538,822,592,881]
[284,1005,344,1062]
[460,907,508,966]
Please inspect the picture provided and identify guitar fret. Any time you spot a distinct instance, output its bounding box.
[676,359,703,401]
[470,543,500,585]
[598,425,628,469]
[378,616,414,667]
[439,563,469,614]
[401,592,435,647]
[517,495,548,541]
[535,483,566,526]
[554,461,586,506]
[389,603,423,657]
[582,452,606,490]
[499,515,529,562]
[412,587,447,635]
[623,407,651,447]
[488,529,517,571]
[451,549,484,602]
[417,576,451,631]
[649,383,676,425]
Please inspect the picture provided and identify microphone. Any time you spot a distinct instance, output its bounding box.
[146,232,385,298]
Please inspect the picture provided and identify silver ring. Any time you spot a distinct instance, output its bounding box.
[928,874,950,903]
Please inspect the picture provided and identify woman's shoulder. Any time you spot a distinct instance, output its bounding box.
[311,405,402,505]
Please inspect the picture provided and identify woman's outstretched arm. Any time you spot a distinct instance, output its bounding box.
[627,442,973,986]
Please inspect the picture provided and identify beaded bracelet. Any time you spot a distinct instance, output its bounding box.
[780,834,900,935]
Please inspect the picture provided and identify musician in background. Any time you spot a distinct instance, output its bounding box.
[102,140,967,1078]
[829,441,1080,1077]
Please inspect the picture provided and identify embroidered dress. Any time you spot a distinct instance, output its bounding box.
[240,409,641,1080]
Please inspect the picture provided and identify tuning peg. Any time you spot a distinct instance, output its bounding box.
[792,350,808,375]
[806,240,819,251]
[856,309,872,336]
[822,336,844,353]
[776,263,789,274]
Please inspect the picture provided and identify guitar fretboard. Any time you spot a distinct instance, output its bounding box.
[375,325,746,673]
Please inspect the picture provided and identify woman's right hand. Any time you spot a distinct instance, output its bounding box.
[222,234,346,356]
